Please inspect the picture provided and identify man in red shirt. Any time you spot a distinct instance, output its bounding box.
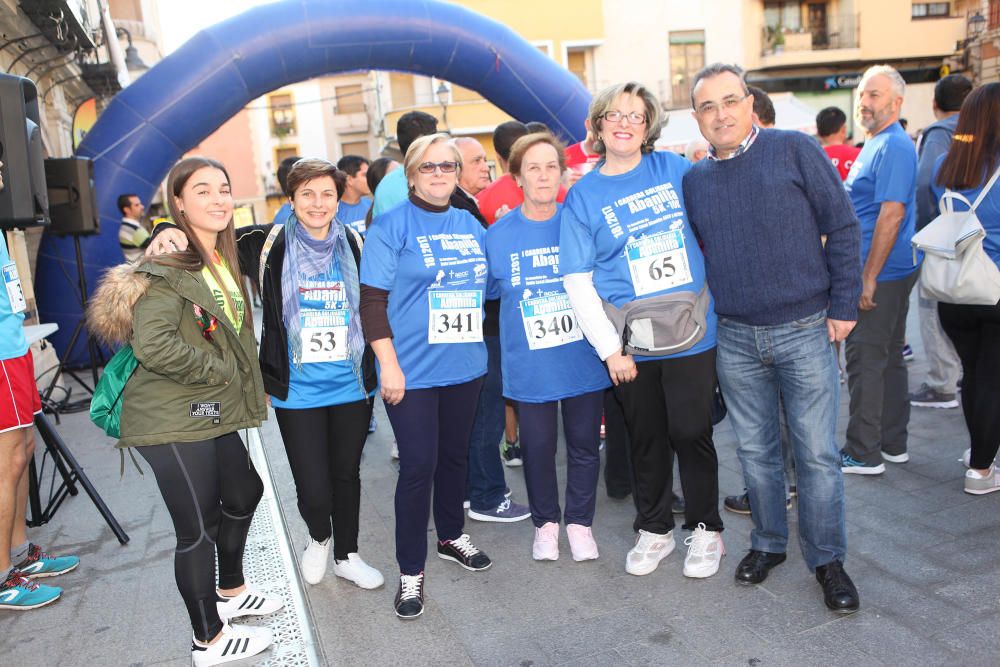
[817,106,861,181]
[477,121,567,224]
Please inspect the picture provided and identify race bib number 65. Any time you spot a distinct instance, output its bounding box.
[428,290,483,344]
[625,230,693,297]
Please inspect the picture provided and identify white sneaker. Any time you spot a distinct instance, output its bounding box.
[390,440,399,460]
[566,524,599,561]
[332,553,385,589]
[682,523,725,578]
[191,622,273,666]
[882,451,910,464]
[625,529,675,576]
[965,466,1000,495]
[216,588,284,621]
[962,448,997,469]
[301,537,331,585]
[532,522,559,561]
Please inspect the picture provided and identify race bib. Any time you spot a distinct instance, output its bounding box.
[428,290,483,344]
[625,230,693,297]
[300,310,349,363]
[520,293,582,351]
[3,262,26,314]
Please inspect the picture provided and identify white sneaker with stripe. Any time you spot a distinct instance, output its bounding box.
[191,623,272,666]
[216,587,284,621]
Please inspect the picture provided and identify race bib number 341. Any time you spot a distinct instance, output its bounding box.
[626,230,693,297]
[520,293,582,350]
[428,290,483,344]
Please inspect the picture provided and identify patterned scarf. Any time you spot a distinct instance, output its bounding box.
[281,215,366,395]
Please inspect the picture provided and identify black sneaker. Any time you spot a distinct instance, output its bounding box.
[437,534,492,571]
[815,560,860,614]
[671,492,685,515]
[394,572,424,620]
[502,439,523,467]
[723,492,752,515]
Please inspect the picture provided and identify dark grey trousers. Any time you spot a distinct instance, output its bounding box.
[844,271,918,465]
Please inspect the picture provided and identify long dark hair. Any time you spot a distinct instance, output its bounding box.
[153,156,252,329]
[936,82,1000,191]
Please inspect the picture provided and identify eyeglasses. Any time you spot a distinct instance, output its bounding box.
[601,110,647,125]
[417,161,459,174]
[695,94,750,117]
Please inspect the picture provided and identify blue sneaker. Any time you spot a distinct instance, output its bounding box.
[0,570,61,610]
[467,497,531,523]
[840,452,885,476]
[16,544,80,578]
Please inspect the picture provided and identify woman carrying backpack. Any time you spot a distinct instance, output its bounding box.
[88,157,280,666]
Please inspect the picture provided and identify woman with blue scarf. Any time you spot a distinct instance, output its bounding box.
[149,158,382,590]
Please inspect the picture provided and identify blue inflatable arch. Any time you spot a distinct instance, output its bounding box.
[37,0,591,359]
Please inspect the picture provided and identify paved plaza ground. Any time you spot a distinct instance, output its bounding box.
[4,295,999,666]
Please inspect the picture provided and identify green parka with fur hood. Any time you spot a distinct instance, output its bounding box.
[87,260,266,448]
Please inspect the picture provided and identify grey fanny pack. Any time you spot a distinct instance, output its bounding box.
[602,287,710,357]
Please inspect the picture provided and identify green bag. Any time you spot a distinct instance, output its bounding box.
[90,344,138,439]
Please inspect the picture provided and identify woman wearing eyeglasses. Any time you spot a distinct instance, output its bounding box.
[560,82,725,579]
[360,133,493,620]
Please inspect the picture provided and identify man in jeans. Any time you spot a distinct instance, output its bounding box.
[683,63,862,613]
[842,65,921,474]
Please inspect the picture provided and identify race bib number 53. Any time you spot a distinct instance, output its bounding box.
[428,290,483,344]
[300,310,349,363]
[625,230,693,297]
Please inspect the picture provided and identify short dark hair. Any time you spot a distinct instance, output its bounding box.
[286,158,346,200]
[396,111,439,156]
[816,106,847,138]
[934,74,973,113]
[748,85,775,126]
[690,63,748,108]
[493,121,529,161]
[525,121,549,134]
[277,156,301,196]
[117,193,139,215]
[337,155,370,177]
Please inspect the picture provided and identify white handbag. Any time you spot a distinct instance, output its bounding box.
[911,166,1000,306]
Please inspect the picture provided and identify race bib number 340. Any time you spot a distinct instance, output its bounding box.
[626,230,693,297]
[428,290,483,344]
[520,293,582,351]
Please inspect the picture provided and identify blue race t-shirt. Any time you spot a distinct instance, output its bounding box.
[0,239,28,361]
[931,154,1000,268]
[361,201,488,389]
[845,122,920,280]
[559,151,716,362]
[338,198,373,237]
[271,203,292,226]
[486,206,611,403]
[271,257,371,409]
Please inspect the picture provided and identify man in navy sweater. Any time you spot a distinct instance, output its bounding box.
[683,63,862,614]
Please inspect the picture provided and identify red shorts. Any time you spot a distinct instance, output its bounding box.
[0,351,41,433]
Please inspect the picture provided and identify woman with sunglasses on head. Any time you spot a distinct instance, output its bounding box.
[89,157,280,666]
[930,83,1000,495]
[147,158,382,591]
[360,133,493,620]
[560,82,725,579]
[486,132,610,561]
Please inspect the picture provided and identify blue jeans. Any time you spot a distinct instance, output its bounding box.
[466,336,507,511]
[716,310,846,571]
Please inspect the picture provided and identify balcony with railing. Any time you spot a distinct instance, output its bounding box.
[760,11,861,67]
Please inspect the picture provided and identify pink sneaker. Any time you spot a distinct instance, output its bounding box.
[532,522,559,561]
[566,524,599,561]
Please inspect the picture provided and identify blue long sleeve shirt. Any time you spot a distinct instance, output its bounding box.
[682,128,862,326]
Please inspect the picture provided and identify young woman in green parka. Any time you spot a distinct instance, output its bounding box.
[87,157,281,667]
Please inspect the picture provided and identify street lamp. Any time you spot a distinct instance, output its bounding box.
[968,11,987,40]
[436,80,450,131]
[115,27,148,71]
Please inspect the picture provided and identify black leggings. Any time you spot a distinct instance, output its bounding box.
[274,399,373,559]
[138,433,263,643]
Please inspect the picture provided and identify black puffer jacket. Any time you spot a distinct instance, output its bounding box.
[236,224,377,401]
